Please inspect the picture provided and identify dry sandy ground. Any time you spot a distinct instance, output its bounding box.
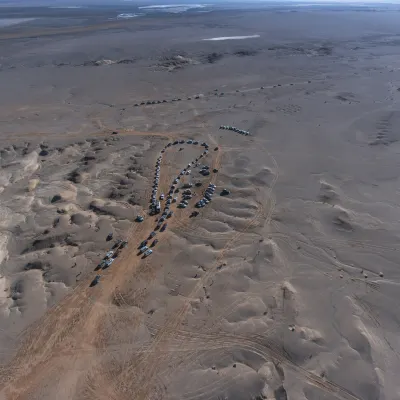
[1,6,400,400]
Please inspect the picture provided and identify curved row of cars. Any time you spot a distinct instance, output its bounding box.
[135,138,213,259]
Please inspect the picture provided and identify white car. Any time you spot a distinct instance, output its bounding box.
[105,258,115,267]
[139,246,148,254]
[144,249,153,257]
[160,194,165,200]
[105,250,114,259]
[186,170,191,175]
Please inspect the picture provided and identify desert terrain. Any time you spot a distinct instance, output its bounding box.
[1,3,400,399]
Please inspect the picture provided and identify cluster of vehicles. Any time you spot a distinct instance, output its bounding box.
[90,133,226,287]
[196,183,216,208]
[140,138,214,257]
[219,125,250,136]
[91,239,128,286]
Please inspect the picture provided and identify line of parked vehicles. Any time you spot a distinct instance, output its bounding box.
[219,125,250,136]
[90,239,128,286]
[195,183,216,208]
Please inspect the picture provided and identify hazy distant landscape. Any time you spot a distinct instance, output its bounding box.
[1,1,400,399]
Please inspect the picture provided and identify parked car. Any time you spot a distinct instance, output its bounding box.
[149,231,156,239]
[160,223,167,232]
[90,275,101,287]
[136,215,144,222]
[221,188,230,196]
[95,260,106,271]
[151,239,159,247]
[104,258,115,268]
[139,246,148,254]
[105,250,114,259]
[113,239,122,248]
[106,232,113,241]
[143,249,153,257]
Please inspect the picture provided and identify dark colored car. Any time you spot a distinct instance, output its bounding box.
[149,231,156,239]
[138,240,147,249]
[151,239,159,247]
[220,189,230,196]
[95,261,106,271]
[160,223,167,232]
[106,232,113,241]
[113,239,122,249]
[90,275,101,287]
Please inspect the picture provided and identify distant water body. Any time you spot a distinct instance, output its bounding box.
[0,18,35,28]
[138,4,208,13]
[203,35,260,41]
[117,13,140,19]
